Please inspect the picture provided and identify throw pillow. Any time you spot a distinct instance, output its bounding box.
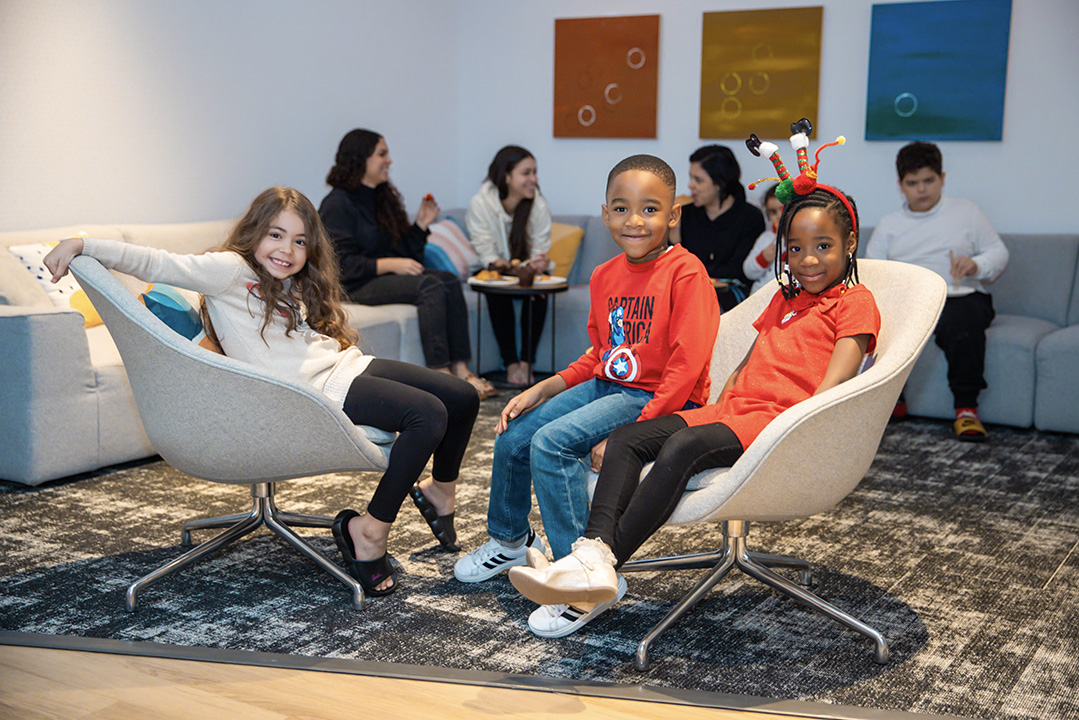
[547,222,584,279]
[140,283,202,340]
[422,244,458,276]
[426,218,480,279]
[0,246,52,306]
[139,282,224,354]
[7,241,103,327]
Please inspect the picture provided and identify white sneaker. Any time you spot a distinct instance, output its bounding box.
[508,537,618,605]
[454,528,545,583]
[527,574,627,638]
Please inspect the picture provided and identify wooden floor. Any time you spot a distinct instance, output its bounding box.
[0,645,820,720]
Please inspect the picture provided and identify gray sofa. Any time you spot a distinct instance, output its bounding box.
[0,213,608,485]
[3,213,1077,486]
[898,233,1079,433]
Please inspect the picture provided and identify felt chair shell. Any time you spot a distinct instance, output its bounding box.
[70,255,393,611]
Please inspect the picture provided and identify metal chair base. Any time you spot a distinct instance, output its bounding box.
[126,482,365,612]
[621,520,889,670]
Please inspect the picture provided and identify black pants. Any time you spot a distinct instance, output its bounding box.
[936,292,994,408]
[715,280,749,313]
[586,415,744,567]
[342,359,479,523]
[348,269,471,368]
[487,294,548,366]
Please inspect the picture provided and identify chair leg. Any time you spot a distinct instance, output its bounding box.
[747,550,813,586]
[634,548,736,671]
[263,509,366,611]
[738,553,889,664]
[265,494,335,529]
[127,512,263,612]
[130,482,365,612]
[272,511,335,529]
[622,549,729,572]
[181,512,254,547]
[631,520,889,669]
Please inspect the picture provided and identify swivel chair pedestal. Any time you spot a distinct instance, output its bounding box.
[126,482,366,612]
[622,520,889,670]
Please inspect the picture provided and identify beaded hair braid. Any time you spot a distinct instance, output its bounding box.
[745,118,859,299]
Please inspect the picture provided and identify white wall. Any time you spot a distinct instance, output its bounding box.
[1,0,1075,234]
[0,0,459,230]
[455,0,1077,234]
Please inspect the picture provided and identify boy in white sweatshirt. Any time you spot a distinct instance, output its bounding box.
[865,141,1008,441]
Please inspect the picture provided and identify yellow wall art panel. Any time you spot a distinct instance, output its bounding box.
[700,7,822,139]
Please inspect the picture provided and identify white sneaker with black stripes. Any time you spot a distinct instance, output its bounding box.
[527,574,627,638]
[454,528,546,583]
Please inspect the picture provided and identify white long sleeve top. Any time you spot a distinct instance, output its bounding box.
[465,180,552,267]
[864,196,1008,297]
[83,238,372,407]
[742,228,778,295]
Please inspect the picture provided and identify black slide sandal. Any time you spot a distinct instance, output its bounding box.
[332,509,397,596]
[409,485,461,552]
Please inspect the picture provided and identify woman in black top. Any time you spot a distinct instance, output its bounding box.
[670,144,764,312]
[319,128,496,399]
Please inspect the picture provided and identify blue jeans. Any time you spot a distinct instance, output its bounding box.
[486,378,654,559]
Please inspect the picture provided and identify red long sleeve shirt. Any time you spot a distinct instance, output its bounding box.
[558,244,719,422]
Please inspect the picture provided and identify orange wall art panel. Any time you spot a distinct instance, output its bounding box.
[553,15,659,139]
[700,7,822,140]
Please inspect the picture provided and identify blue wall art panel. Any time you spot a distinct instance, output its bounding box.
[866,0,1011,141]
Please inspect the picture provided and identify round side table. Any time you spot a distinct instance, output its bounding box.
[468,278,569,376]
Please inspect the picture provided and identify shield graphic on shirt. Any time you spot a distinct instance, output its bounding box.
[603,346,639,382]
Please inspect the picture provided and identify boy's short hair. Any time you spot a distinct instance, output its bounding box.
[896,141,943,179]
[606,154,676,199]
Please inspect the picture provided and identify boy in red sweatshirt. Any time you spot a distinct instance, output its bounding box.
[455,155,719,599]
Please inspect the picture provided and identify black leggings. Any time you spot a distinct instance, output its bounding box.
[586,415,744,567]
[348,269,472,368]
[342,358,479,523]
[487,293,548,366]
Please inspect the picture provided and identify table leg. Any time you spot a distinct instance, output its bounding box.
[522,296,533,375]
[475,292,483,375]
[550,294,557,373]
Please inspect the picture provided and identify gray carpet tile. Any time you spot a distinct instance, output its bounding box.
[1,403,1078,719]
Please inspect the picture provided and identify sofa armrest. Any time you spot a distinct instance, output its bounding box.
[0,306,101,484]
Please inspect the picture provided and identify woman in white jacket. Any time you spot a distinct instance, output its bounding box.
[466,146,553,386]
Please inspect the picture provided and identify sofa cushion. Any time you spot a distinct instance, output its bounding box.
[8,242,103,327]
[120,220,233,254]
[570,216,620,285]
[994,234,1078,326]
[1035,325,1079,432]
[905,314,1058,427]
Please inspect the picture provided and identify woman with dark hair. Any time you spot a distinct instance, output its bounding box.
[319,128,496,399]
[466,145,553,387]
[671,144,765,312]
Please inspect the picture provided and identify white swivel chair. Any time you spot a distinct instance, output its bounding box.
[70,255,395,611]
[601,259,946,669]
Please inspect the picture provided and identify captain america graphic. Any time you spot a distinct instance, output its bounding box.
[601,301,645,382]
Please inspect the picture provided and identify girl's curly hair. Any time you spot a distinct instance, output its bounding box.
[200,187,358,350]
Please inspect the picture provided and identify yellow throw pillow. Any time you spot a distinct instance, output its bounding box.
[7,240,102,327]
[547,222,584,279]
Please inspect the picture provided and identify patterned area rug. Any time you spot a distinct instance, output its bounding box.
[2,401,1078,719]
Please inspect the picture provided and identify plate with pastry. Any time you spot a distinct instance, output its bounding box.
[468,269,519,286]
[531,274,567,287]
